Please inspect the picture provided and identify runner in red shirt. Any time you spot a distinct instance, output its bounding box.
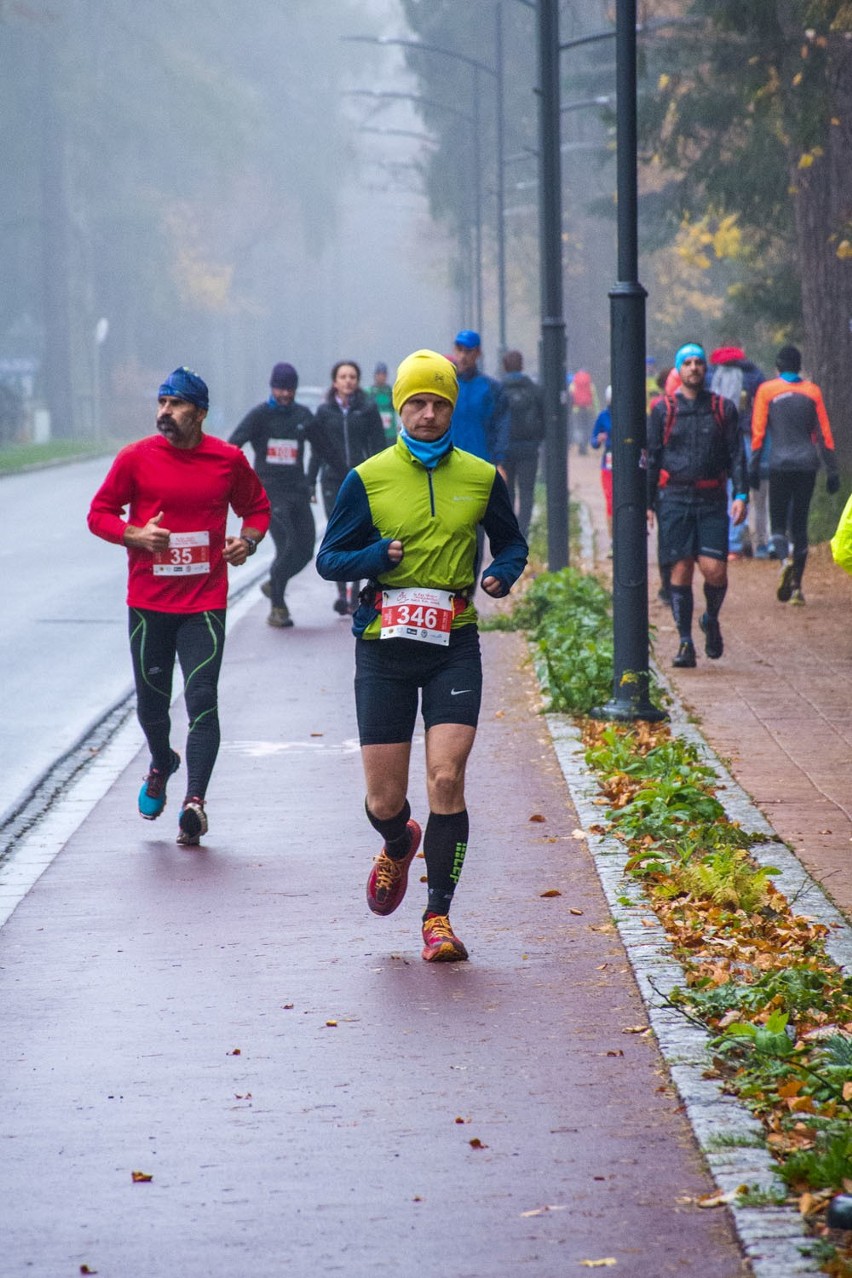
[88,367,270,845]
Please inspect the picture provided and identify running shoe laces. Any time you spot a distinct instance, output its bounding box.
[421,914,469,963]
[366,819,422,916]
[177,798,208,846]
[138,750,180,821]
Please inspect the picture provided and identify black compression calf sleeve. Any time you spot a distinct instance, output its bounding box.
[703,581,727,619]
[365,798,412,859]
[424,809,469,915]
[669,584,694,640]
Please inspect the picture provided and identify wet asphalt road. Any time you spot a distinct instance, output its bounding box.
[0,577,748,1277]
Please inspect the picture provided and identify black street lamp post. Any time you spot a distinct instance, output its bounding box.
[592,0,665,722]
[537,0,569,572]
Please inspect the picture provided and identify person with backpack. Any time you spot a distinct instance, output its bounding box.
[501,349,545,537]
[709,345,768,560]
[646,342,748,668]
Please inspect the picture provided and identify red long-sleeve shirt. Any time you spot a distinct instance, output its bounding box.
[88,434,271,612]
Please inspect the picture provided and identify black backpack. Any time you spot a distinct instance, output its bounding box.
[503,378,545,443]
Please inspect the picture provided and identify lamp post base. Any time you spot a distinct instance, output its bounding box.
[589,697,668,724]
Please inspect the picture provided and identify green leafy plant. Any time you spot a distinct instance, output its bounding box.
[671,848,779,913]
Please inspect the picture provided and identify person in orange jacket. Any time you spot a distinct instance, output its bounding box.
[750,345,839,605]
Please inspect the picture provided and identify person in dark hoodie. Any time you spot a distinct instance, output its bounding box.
[229,362,336,628]
[500,349,545,537]
[308,360,386,615]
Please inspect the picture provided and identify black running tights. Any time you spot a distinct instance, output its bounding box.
[129,608,226,800]
[768,470,815,571]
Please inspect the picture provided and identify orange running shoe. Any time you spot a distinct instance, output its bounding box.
[421,914,468,963]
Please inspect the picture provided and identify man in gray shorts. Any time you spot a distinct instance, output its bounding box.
[646,342,747,668]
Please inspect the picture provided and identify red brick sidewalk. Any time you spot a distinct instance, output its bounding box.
[571,448,852,921]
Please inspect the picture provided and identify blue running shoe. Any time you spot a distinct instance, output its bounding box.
[138,750,180,820]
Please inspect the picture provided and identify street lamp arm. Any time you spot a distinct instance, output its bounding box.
[560,16,701,53]
[560,94,614,114]
[342,89,473,123]
[342,33,496,79]
[358,125,439,146]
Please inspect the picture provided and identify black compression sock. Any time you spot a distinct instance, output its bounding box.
[669,585,694,640]
[703,582,727,619]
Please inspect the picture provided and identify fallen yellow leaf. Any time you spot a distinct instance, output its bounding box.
[580,1261,617,1269]
[326,1020,338,1027]
[131,1170,153,1183]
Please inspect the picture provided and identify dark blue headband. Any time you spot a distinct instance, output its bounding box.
[158,366,209,410]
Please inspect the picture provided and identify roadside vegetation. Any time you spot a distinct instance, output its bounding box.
[0,439,110,475]
[491,543,852,1274]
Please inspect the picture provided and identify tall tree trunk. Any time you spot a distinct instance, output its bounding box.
[782,19,852,466]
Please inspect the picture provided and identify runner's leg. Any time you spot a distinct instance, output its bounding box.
[129,608,177,770]
[175,610,226,800]
[423,723,475,915]
[267,496,292,608]
[787,471,816,586]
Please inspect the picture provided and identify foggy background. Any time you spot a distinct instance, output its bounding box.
[1,0,619,441]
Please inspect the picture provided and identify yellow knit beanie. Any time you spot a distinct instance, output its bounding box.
[392,349,459,413]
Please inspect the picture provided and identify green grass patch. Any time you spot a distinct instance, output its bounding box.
[0,438,110,473]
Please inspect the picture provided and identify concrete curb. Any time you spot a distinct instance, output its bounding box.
[543,668,851,1276]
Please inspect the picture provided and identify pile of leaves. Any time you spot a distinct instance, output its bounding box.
[581,717,852,1275]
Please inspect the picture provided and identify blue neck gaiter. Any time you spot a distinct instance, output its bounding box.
[400,429,453,470]
[780,371,802,383]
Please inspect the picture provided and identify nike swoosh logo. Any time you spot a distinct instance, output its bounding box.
[450,689,472,696]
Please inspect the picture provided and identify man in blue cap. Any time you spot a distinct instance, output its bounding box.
[646,342,747,669]
[88,367,270,846]
[450,330,509,470]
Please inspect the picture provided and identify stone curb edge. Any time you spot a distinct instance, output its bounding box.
[542,667,850,1276]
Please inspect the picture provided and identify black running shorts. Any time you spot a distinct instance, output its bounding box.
[656,489,728,566]
[354,624,483,746]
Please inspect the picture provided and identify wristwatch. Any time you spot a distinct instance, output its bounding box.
[241,536,258,556]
